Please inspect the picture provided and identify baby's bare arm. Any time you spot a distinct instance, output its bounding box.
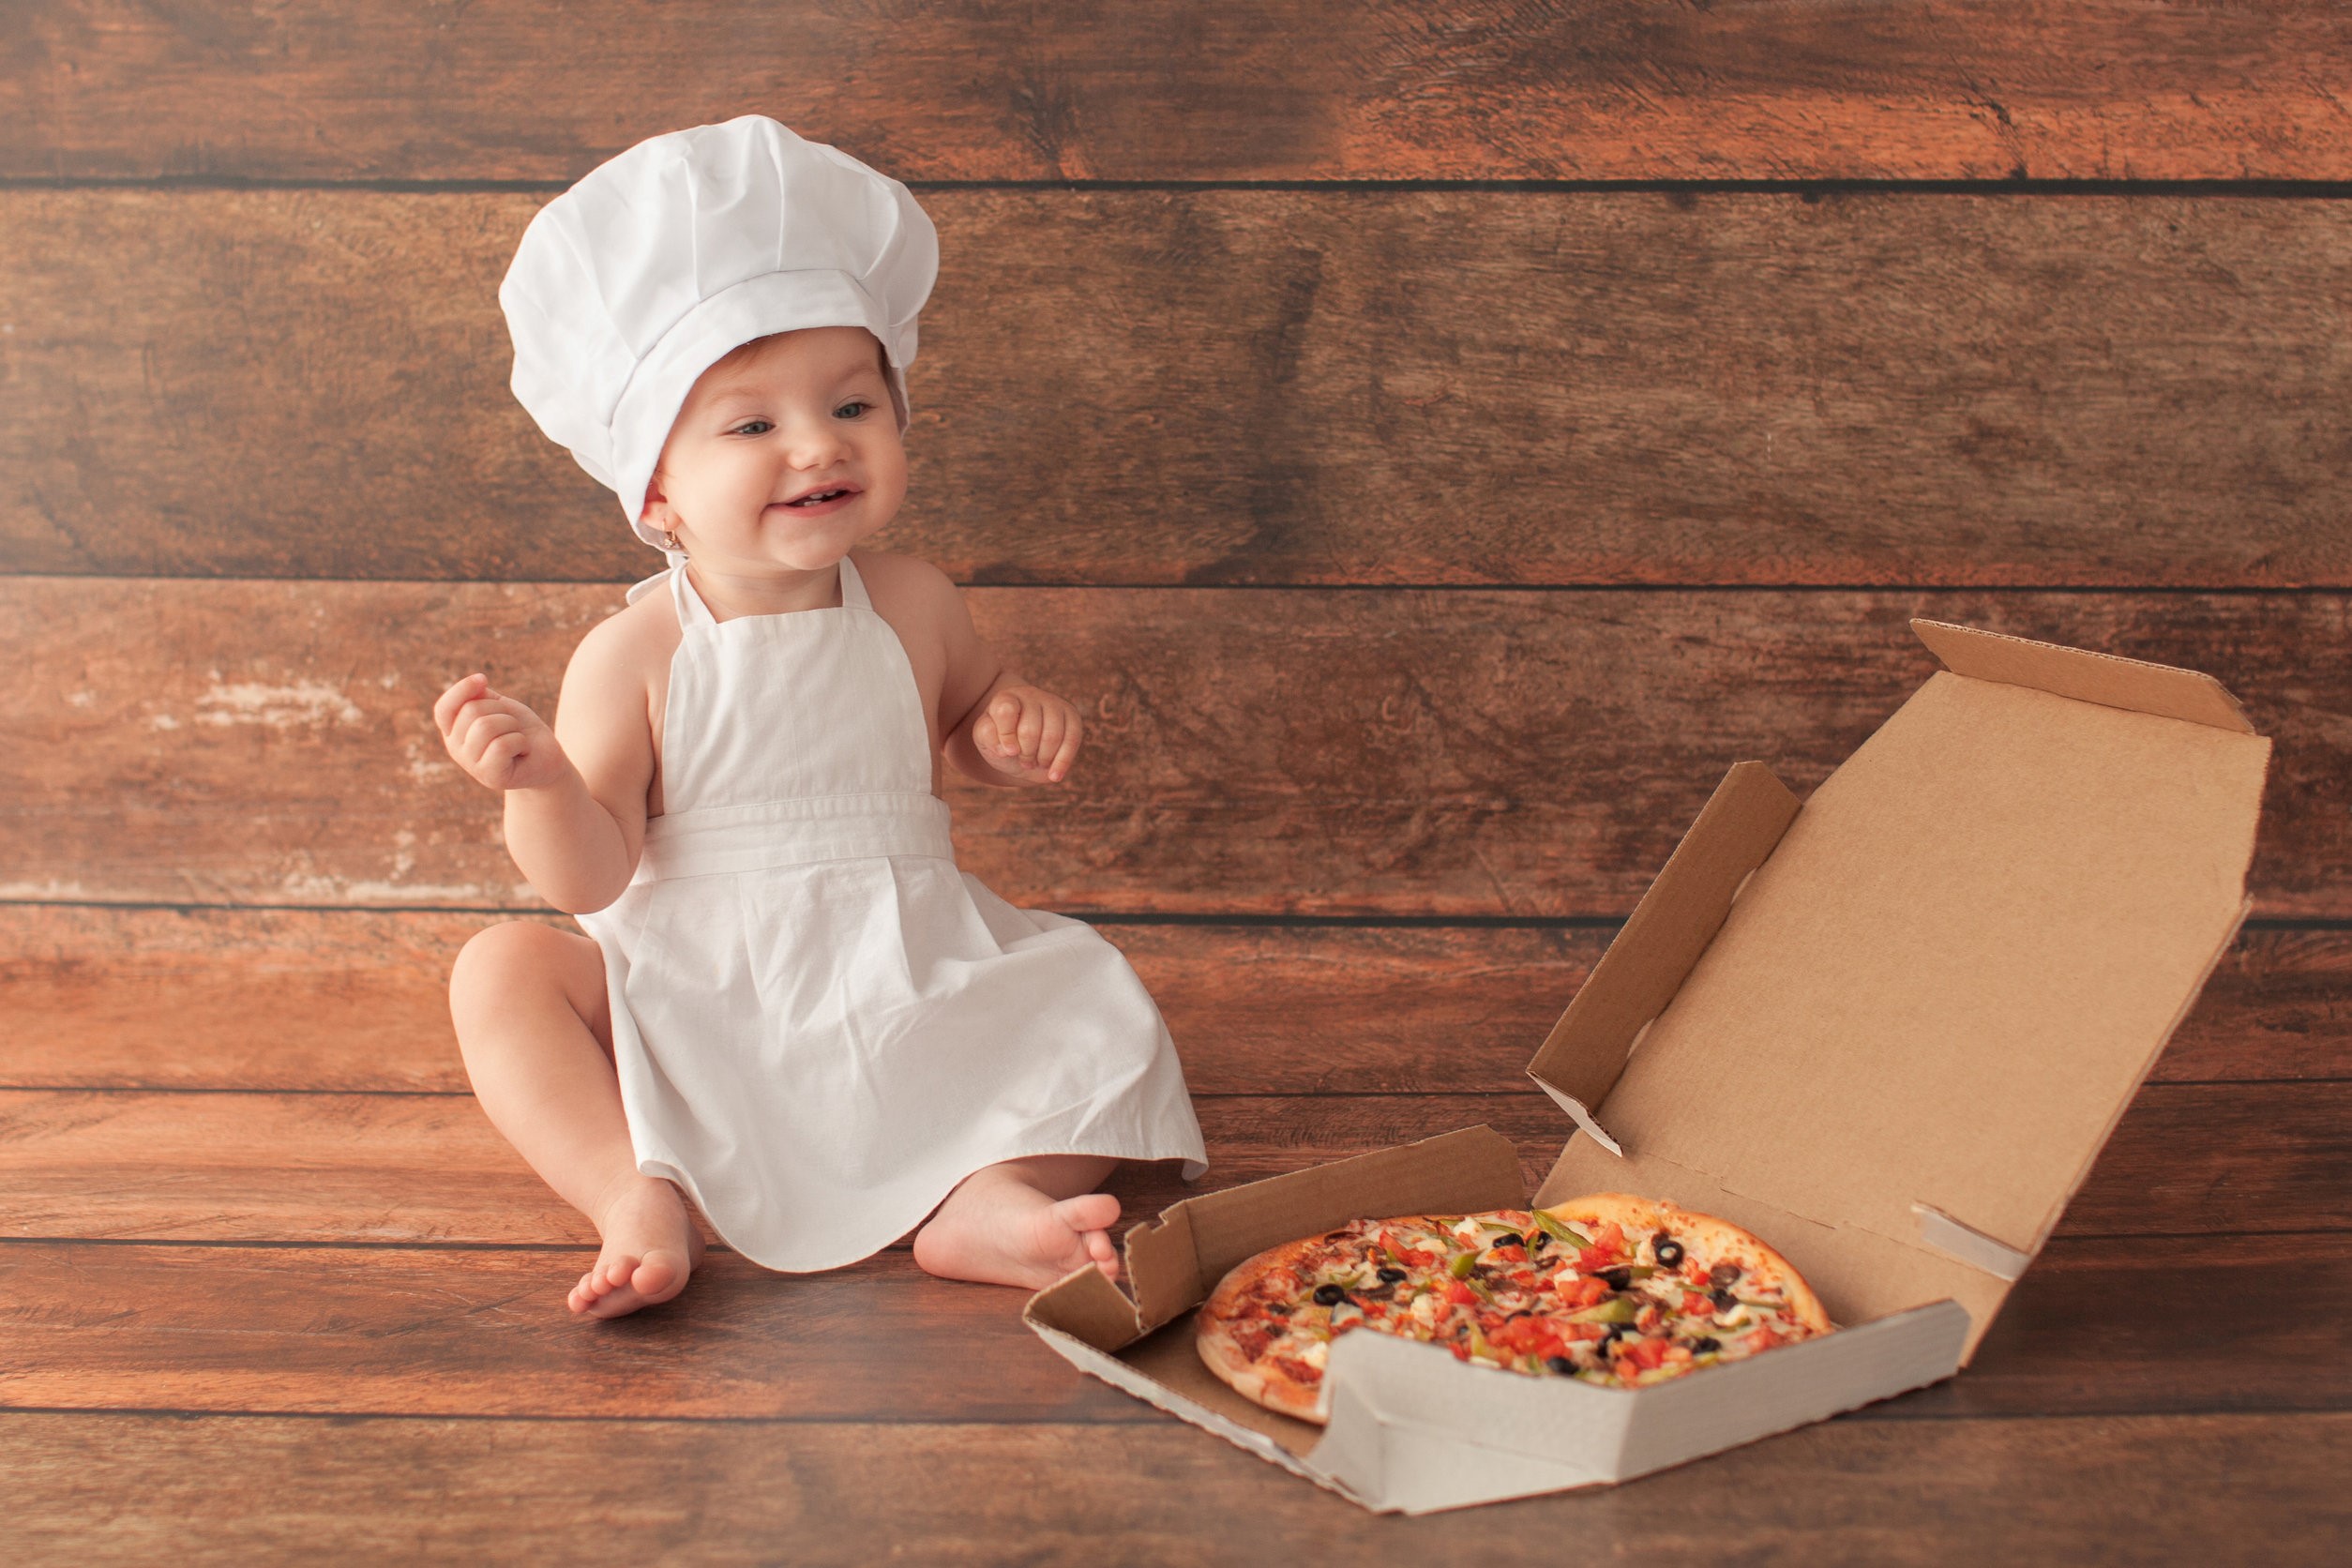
[435,615,656,912]
[927,569,1082,788]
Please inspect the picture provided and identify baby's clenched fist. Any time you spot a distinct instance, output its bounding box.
[972,684,1082,783]
[433,672,569,792]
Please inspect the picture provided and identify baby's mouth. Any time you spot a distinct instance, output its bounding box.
[776,485,859,509]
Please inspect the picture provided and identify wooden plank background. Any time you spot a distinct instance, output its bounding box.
[4,3,2347,1560]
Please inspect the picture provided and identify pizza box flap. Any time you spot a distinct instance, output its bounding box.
[1529,619,2269,1337]
[1025,1125,1524,1349]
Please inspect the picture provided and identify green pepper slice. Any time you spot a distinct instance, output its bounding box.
[1565,1297,1637,1325]
[1530,1209,1592,1250]
[1447,1249,1478,1280]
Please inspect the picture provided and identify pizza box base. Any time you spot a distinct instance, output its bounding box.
[1024,619,2269,1514]
[1026,1127,1973,1514]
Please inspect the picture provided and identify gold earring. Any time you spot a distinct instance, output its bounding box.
[662,528,683,552]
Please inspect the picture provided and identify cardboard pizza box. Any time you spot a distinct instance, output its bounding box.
[1023,617,2271,1514]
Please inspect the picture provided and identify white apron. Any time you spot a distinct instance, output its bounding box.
[575,551,1208,1273]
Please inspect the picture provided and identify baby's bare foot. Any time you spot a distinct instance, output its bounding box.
[570,1173,705,1319]
[912,1169,1121,1289]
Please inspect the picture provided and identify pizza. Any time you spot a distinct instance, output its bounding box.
[1194,1193,1834,1422]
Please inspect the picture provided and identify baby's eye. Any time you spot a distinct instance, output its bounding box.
[731,419,772,436]
[833,400,871,420]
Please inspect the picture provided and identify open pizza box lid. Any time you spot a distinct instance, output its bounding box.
[1024,618,2271,1514]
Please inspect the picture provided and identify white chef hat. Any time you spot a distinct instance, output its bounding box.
[498,114,938,552]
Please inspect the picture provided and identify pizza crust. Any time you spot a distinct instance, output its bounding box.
[1194,1232,1333,1422]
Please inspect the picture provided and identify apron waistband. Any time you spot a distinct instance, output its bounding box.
[636,792,956,882]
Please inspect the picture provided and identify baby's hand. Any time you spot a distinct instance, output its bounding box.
[433,672,570,792]
[971,685,1082,783]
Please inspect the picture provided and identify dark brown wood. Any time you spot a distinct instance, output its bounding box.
[2165,926,2352,1084]
[8,190,2352,585]
[8,3,2350,185]
[6,1410,2346,1564]
[5,582,2346,917]
[0,1245,1123,1420]
[0,1234,2340,1422]
[0,1083,2338,1246]
[8,908,2341,1094]
[1895,1234,2352,1421]
[0,1086,597,1246]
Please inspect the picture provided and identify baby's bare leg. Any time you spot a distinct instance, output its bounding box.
[447,920,704,1318]
[912,1153,1122,1289]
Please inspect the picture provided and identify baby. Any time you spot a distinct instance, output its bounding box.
[434,117,1207,1319]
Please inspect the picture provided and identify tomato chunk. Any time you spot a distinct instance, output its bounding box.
[1620,1336,1672,1372]
[1558,1274,1609,1309]
[1490,1317,1572,1359]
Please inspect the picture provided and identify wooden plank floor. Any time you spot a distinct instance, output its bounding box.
[10,2,2351,1558]
[5,907,2346,1559]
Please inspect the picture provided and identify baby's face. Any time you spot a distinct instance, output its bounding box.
[641,325,907,574]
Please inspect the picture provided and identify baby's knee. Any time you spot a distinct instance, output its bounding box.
[448,920,574,1024]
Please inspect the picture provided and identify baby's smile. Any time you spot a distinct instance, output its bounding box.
[772,480,861,515]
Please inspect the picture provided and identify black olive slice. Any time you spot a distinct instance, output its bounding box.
[1710,1261,1743,1287]
[1653,1234,1686,1268]
[1311,1283,1346,1306]
[1544,1355,1576,1375]
[1600,1266,1633,1290]
[1375,1266,1408,1285]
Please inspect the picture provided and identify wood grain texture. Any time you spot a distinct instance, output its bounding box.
[1904,1234,2352,1419]
[1,1235,2342,1422]
[8,189,2351,585]
[6,1412,2348,1565]
[5,580,2344,916]
[0,1245,1124,1422]
[7,3,2350,184]
[0,1084,2339,1247]
[6,907,2342,1093]
[0,1410,2342,1568]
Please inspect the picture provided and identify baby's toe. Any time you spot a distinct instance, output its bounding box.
[581,1285,645,1320]
[1051,1193,1121,1234]
[631,1252,683,1301]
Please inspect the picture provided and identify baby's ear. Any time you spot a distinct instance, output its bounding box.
[639,479,671,527]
